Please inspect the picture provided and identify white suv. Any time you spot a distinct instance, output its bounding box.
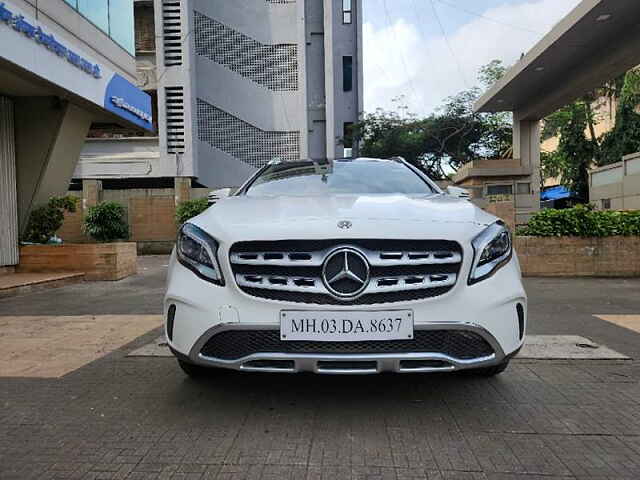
[164,158,526,376]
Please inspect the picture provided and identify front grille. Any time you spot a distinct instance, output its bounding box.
[200,329,493,361]
[229,239,463,305]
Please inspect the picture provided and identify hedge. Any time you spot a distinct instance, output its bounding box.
[175,198,209,225]
[517,205,640,237]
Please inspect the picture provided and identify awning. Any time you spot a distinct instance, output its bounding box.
[541,186,573,201]
[474,0,640,120]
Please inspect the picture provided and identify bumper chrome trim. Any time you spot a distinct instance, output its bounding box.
[185,322,506,375]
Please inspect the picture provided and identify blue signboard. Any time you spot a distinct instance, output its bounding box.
[104,74,154,131]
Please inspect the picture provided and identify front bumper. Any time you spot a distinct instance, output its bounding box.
[174,322,505,374]
[165,249,527,374]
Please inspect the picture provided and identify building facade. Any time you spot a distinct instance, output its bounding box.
[590,152,640,210]
[452,159,536,225]
[154,0,363,189]
[0,0,153,268]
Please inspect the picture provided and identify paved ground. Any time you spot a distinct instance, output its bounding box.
[1,256,640,479]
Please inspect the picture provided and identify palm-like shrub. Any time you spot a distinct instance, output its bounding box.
[83,202,129,242]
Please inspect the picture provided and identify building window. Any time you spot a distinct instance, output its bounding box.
[487,184,513,196]
[343,0,352,24]
[516,183,531,194]
[343,56,353,92]
[602,198,611,210]
[64,0,135,54]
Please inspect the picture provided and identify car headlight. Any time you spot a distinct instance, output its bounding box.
[176,223,224,285]
[468,222,512,285]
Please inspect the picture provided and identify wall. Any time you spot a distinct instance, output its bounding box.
[516,236,640,277]
[590,153,640,210]
[56,187,208,252]
[19,243,137,281]
[135,2,156,53]
[484,200,516,232]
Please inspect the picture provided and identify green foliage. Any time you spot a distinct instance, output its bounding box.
[22,196,78,244]
[175,198,209,225]
[541,101,596,201]
[83,202,129,242]
[599,69,640,165]
[354,60,512,179]
[517,205,640,237]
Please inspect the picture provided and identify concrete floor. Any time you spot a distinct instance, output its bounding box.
[1,256,640,479]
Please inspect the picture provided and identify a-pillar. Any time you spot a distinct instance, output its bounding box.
[14,97,93,232]
[512,111,542,224]
[174,177,191,205]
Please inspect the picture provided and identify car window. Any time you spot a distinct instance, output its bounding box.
[243,159,437,196]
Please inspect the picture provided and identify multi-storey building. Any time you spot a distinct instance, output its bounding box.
[155,0,363,188]
[0,0,153,268]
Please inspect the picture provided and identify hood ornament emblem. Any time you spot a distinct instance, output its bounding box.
[322,248,370,299]
[337,220,352,229]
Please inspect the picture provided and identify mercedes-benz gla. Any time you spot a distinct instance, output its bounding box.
[164,158,526,376]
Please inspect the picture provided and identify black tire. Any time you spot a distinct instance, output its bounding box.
[177,359,214,378]
[472,360,510,377]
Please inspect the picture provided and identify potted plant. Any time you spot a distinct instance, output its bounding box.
[22,196,78,244]
[20,200,137,281]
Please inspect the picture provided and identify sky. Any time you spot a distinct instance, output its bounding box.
[363,0,582,116]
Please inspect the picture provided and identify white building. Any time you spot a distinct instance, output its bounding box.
[0,0,153,268]
[156,0,363,188]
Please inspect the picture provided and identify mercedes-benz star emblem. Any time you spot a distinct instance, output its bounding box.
[337,220,352,229]
[322,248,370,299]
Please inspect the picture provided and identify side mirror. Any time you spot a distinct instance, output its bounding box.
[446,186,471,200]
[207,188,234,206]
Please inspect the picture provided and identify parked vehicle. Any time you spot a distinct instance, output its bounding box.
[164,158,526,376]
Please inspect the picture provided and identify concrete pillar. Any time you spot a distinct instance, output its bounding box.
[513,111,542,223]
[0,96,19,267]
[174,177,191,205]
[14,97,93,232]
[82,180,103,211]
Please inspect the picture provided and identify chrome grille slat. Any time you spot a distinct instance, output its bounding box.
[236,274,324,293]
[236,272,457,295]
[230,247,461,267]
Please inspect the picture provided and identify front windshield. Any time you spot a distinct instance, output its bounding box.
[243,159,438,196]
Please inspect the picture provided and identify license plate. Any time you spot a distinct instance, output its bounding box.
[280,310,413,342]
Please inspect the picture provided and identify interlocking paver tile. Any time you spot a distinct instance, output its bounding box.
[2,326,640,480]
[465,433,571,476]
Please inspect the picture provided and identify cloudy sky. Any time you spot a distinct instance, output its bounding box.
[363,0,581,116]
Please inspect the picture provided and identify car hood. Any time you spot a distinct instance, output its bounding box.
[191,195,497,244]
[191,194,498,245]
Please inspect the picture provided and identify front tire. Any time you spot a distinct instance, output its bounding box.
[472,360,510,377]
[177,359,213,378]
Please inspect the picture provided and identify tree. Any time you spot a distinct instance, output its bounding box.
[541,101,595,201]
[540,69,637,201]
[355,60,512,179]
[599,68,640,165]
